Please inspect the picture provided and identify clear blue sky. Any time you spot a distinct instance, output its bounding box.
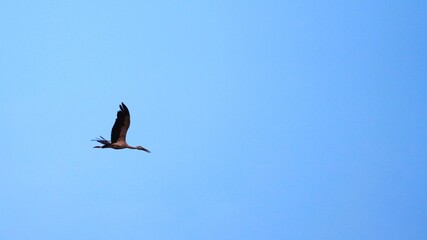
[0,1,426,239]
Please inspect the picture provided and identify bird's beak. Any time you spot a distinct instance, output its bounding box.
[141,147,151,153]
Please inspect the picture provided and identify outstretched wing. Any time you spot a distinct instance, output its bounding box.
[92,136,111,144]
[110,102,131,143]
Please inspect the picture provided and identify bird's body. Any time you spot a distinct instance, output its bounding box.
[92,102,150,153]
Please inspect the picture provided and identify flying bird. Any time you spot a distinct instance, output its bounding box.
[92,102,150,153]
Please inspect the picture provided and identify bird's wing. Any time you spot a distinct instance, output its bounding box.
[110,102,131,143]
[92,136,111,144]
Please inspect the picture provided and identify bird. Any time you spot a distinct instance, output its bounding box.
[92,102,151,153]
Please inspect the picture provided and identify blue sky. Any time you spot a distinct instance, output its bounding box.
[1,0,426,239]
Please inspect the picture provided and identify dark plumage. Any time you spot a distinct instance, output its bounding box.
[92,102,150,153]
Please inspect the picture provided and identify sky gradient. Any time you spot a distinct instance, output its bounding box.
[0,1,426,239]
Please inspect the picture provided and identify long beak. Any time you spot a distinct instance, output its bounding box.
[141,147,151,153]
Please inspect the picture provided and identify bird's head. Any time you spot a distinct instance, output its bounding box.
[136,146,151,153]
